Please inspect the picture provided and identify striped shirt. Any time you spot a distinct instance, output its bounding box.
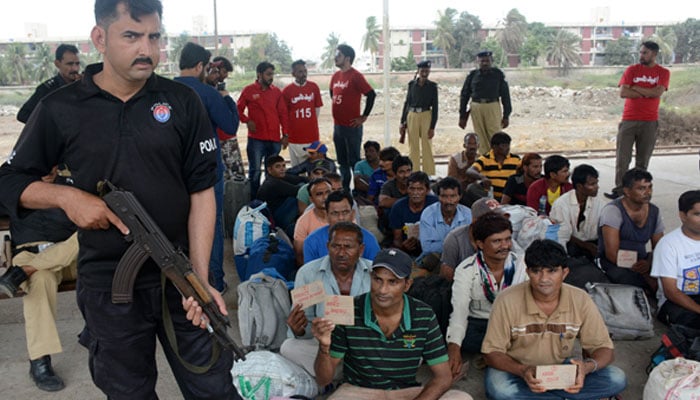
[472,150,521,200]
[330,293,448,389]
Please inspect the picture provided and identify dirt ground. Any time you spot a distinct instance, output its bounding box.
[1,84,696,162]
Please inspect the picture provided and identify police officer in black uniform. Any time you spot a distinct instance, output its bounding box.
[16,44,81,123]
[399,60,439,175]
[458,50,512,155]
[0,0,241,398]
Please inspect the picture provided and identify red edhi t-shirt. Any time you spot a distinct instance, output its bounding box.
[282,81,323,144]
[619,63,670,121]
[330,68,373,127]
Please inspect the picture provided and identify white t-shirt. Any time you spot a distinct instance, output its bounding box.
[651,227,700,306]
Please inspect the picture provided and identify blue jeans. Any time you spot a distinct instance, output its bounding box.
[484,364,626,400]
[333,125,363,192]
[209,176,225,291]
[247,138,281,199]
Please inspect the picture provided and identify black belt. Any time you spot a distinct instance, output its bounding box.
[408,107,430,113]
[471,98,499,104]
[11,243,52,257]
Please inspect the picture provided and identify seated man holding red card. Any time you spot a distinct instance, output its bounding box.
[312,248,472,400]
[482,239,626,399]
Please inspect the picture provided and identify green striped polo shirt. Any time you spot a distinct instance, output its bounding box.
[329,293,449,389]
[472,150,521,200]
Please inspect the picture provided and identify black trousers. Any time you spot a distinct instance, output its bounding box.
[77,280,241,400]
[658,295,700,329]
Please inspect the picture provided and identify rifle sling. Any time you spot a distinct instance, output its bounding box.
[161,273,221,374]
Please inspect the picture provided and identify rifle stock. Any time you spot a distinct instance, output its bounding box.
[103,181,246,360]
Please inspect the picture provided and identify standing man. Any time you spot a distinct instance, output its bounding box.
[0,1,240,398]
[399,60,439,175]
[175,42,239,292]
[482,240,627,399]
[283,59,324,167]
[606,41,670,199]
[17,44,81,123]
[238,61,289,198]
[458,50,512,155]
[330,44,376,192]
[651,190,700,329]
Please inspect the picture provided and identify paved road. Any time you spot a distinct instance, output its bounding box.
[0,154,697,399]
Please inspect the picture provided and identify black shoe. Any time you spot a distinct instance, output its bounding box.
[0,265,28,298]
[29,355,65,392]
[604,190,621,200]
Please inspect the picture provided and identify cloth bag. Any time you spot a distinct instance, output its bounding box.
[643,358,700,400]
[231,350,318,400]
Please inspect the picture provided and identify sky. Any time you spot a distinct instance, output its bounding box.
[0,0,696,61]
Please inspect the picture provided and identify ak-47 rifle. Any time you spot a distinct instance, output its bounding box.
[102,181,246,361]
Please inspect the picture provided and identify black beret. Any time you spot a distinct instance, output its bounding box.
[416,60,431,68]
[477,50,493,57]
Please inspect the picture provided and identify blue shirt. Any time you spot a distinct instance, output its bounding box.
[389,195,439,234]
[292,255,372,338]
[354,159,375,177]
[419,202,472,254]
[367,168,388,199]
[174,76,240,179]
[303,225,380,264]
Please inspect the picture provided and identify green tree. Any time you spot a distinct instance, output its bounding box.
[215,44,234,60]
[320,32,340,71]
[32,43,54,83]
[391,48,416,71]
[6,43,29,85]
[648,26,676,65]
[519,23,556,66]
[169,33,191,69]
[432,8,457,68]
[604,36,636,65]
[480,37,506,68]
[449,11,482,68]
[234,33,293,72]
[362,16,381,72]
[546,29,582,75]
[673,18,700,62]
[498,8,528,65]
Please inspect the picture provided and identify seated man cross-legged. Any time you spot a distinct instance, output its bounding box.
[482,239,627,400]
[312,248,473,400]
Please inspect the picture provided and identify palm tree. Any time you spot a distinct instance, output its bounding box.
[321,32,340,71]
[649,26,677,64]
[362,16,381,72]
[497,9,528,66]
[32,43,54,83]
[6,43,29,85]
[546,29,582,75]
[433,8,457,68]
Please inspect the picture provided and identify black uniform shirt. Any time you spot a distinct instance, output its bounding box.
[459,68,512,119]
[17,74,68,123]
[0,63,218,291]
[400,79,439,129]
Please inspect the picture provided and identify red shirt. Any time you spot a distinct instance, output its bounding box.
[526,178,573,215]
[619,64,670,121]
[282,81,323,144]
[330,68,373,127]
[237,81,289,142]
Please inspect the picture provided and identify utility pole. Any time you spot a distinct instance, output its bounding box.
[213,0,219,50]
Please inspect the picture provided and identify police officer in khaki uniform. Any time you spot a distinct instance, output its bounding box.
[458,51,512,155]
[400,60,439,175]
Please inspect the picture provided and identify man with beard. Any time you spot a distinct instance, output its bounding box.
[458,51,512,155]
[17,44,81,123]
[606,41,670,199]
[283,59,324,167]
[0,0,240,397]
[238,61,289,198]
[448,133,479,193]
[419,177,472,255]
[175,42,239,292]
[599,168,664,295]
[482,239,626,400]
[281,222,371,377]
[501,153,542,206]
[294,177,333,266]
[550,164,606,260]
[389,171,438,257]
[466,132,521,203]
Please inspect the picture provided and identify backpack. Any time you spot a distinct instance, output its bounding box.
[585,282,655,340]
[408,275,453,336]
[244,232,296,282]
[233,201,271,278]
[648,324,700,373]
[563,256,610,290]
[231,350,318,399]
[237,272,292,351]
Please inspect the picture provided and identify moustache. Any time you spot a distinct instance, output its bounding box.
[132,57,153,66]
